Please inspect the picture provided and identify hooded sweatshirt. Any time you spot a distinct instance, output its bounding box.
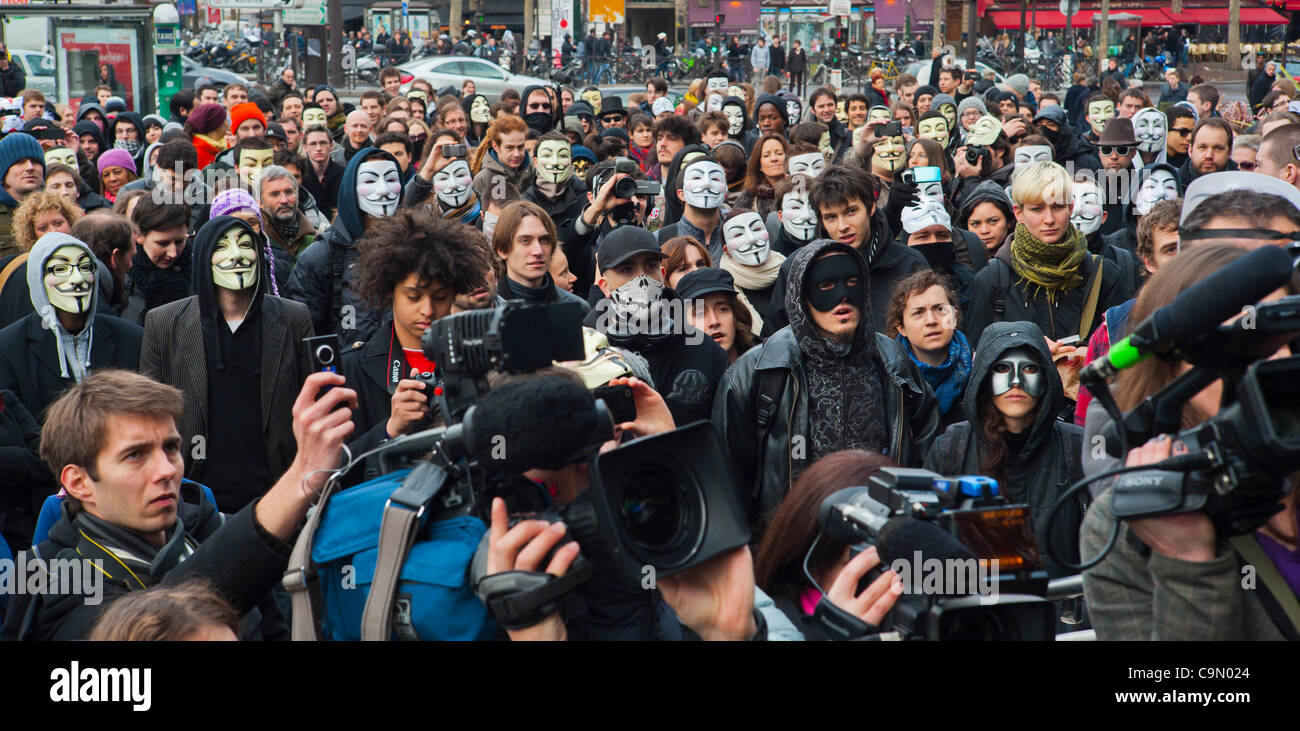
[26,233,99,382]
[107,111,148,172]
[925,320,1085,576]
[720,95,750,143]
[743,94,786,154]
[519,85,557,135]
[661,143,715,234]
[472,147,535,202]
[956,178,1016,258]
[784,240,889,460]
[460,94,490,146]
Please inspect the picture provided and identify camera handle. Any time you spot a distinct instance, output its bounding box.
[1103,366,1219,459]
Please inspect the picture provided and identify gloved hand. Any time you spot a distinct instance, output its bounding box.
[884,171,919,235]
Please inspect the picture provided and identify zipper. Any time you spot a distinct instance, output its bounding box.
[892,383,905,460]
[787,366,800,497]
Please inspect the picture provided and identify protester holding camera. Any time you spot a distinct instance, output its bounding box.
[140,216,314,513]
[1080,243,1299,639]
[340,209,492,459]
[714,239,939,530]
[963,161,1132,350]
[569,160,654,299]
[923,320,1086,576]
[753,449,905,639]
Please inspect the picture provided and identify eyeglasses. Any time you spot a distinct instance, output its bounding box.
[1236,160,1257,171]
[45,261,96,278]
[1099,145,1132,156]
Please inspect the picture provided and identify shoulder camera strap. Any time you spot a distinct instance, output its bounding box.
[1078,254,1104,342]
[1229,534,1300,640]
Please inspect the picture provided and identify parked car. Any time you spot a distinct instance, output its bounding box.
[180,54,247,91]
[396,55,550,100]
[9,50,56,98]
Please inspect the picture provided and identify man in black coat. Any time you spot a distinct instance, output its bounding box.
[0,368,357,640]
[140,216,314,513]
[0,232,142,424]
[0,43,24,97]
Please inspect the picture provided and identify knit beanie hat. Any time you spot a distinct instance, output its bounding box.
[0,131,45,179]
[104,96,127,114]
[143,113,168,130]
[1005,73,1030,98]
[931,93,957,111]
[914,85,939,100]
[956,96,988,119]
[230,102,266,134]
[187,103,228,135]
[97,148,137,176]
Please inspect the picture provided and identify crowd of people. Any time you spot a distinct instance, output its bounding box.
[0,44,1297,642]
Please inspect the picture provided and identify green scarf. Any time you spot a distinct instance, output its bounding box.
[1009,222,1087,304]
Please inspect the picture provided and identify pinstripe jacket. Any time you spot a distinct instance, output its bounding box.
[139,293,315,485]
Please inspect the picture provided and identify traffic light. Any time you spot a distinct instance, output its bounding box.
[477,13,484,23]
[714,13,724,24]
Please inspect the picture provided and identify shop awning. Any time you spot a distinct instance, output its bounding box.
[1165,7,1288,24]
[989,7,1182,28]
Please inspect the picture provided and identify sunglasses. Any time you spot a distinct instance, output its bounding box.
[1168,127,1191,136]
[1100,145,1132,156]
[602,115,624,123]
[1236,160,1257,171]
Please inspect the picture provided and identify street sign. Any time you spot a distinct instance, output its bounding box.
[828,0,851,17]
[282,0,326,25]
[212,0,293,9]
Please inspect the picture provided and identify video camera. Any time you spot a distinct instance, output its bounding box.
[810,468,1058,641]
[593,157,661,226]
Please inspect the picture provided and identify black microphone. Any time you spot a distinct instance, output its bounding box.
[467,376,610,474]
[1080,245,1295,382]
[874,517,977,567]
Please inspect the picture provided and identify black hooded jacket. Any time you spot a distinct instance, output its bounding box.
[720,95,750,144]
[106,112,148,172]
[956,178,1015,264]
[460,94,490,147]
[742,94,786,154]
[762,207,927,337]
[713,239,940,527]
[923,320,1087,577]
[285,148,398,347]
[72,120,107,192]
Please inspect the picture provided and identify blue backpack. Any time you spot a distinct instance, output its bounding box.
[285,465,499,641]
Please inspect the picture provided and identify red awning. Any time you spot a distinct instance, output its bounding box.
[989,7,1185,28]
[1165,7,1288,24]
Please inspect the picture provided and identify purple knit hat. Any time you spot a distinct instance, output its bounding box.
[187,103,228,135]
[96,148,137,176]
[209,188,279,296]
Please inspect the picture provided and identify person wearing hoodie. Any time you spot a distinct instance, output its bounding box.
[1034,104,1100,173]
[470,115,534,203]
[0,132,45,258]
[922,319,1087,577]
[719,207,785,319]
[744,94,787,154]
[719,95,751,148]
[519,85,558,136]
[461,94,491,147]
[956,178,1015,261]
[763,164,927,337]
[139,215,313,513]
[963,161,1132,350]
[1131,106,1168,169]
[0,232,142,422]
[72,119,107,192]
[106,111,148,173]
[1103,163,1179,257]
[523,131,589,237]
[655,151,727,260]
[286,147,402,348]
[714,238,939,528]
[583,226,728,427]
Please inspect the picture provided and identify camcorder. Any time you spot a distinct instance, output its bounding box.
[596,157,661,226]
[324,299,750,632]
[1068,245,1300,567]
[810,468,1058,641]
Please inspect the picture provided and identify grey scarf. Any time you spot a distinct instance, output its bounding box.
[785,240,888,463]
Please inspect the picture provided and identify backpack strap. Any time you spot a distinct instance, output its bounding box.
[1077,254,1105,342]
[752,366,789,503]
[0,253,29,300]
[990,258,1010,319]
[285,463,353,641]
[327,241,345,335]
[1228,534,1300,640]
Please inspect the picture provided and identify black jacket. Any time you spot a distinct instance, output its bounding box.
[1,492,290,641]
[714,321,939,527]
[0,389,53,552]
[0,311,142,423]
[0,58,24,97]
[923,321,1087,577]
[302,157,345,222]
[787,49,807,73]
[285,148,398,347]
[582,293,729,427]
[962,235,1132,349]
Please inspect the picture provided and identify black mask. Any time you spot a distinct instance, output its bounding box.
[804,253,865,312]
[911,241,956,273]
[523,111,552,135]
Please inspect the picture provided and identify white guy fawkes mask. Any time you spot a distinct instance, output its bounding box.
[433,159,474,209]
[785,100,801,126]
[1087,100,1114,136]
[728,85,744,99]
[1071,185,1104,237]
[238,148,275,187]
[917,117,950,148]
[1014,144,1053,170]
[787,152,825,178]
[723,211,771,266]
[1133,107,1167,155]
[303,108,327,128]
[1134,169,1179,216]
[536,139,573,184]
[681,160,726,209]
[868,106,892,125]
[872,136,905,172]
[608,274,669,336]
[706,94,724,112]
[819,131,834,158]
[967,115,1002,145]
[211,226,259,291]
[917,180,945,204]
[581,89,602,114]
[707,77,729,94]
[43,245,96,315]
[723,105,744,135]
[938,103,957,130]
[356,159,401,217]
[781,191,817,242]
[45,148,76,168]
[835,101,848,124]
[470,96,491,123]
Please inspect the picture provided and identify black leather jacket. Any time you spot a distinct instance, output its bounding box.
[712,327,940,526]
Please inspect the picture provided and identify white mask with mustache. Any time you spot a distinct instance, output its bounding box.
[1071,185,1104,236]
[433,159,474,209]
[43,245,96,315]
[723,211,772,266]
[781,191,818,242]
[681,161,727,210]
[1133,107,1167,155]
[356,159,401,217]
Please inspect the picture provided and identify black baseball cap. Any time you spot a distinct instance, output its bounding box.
[266,121,287,142]
[597,227,666,271]
[676,267,737,301]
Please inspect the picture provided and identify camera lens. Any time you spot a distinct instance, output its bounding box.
[314,344,335,365]
[613,177,638,199]
[619,470,682,552]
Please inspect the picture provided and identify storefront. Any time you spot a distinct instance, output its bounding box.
[759,5,872,51]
